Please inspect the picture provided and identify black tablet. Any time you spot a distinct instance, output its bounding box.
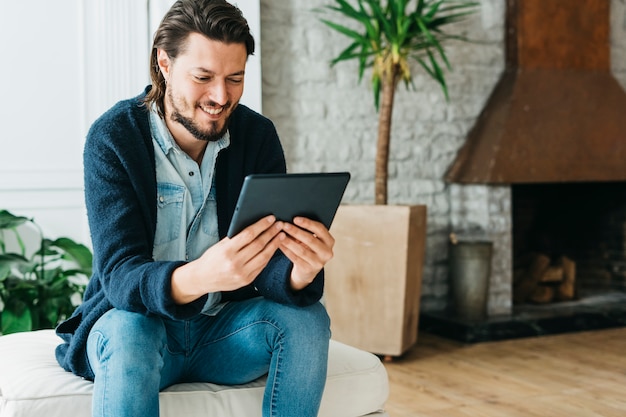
[227,172,351,238]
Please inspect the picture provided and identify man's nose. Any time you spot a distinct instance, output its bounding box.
[209,81,228,106]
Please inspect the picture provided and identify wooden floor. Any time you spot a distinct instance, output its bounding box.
[383,327,626,417]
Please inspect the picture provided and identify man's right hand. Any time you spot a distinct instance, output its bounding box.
[170,215,284,304]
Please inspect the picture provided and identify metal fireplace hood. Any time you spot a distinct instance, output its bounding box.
[445,0,626,184]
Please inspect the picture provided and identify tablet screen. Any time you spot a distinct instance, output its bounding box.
[227,172,350,238]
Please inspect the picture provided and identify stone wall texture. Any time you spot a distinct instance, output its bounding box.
[259,0,626,314]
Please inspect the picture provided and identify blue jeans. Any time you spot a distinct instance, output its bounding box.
[86,298,331,417]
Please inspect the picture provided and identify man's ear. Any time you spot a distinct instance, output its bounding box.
[156,49,171,81]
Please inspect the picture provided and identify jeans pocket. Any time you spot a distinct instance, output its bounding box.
[155,182,185,245]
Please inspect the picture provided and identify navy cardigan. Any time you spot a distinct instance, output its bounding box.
[55,89,324,380]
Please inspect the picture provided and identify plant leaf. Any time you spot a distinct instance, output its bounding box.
[50,237,93,274]
[0,210,30,230]
[320,18,366,43]
[1,303,32,334]
[0,210,33,256]
[0,262,10,281]
[317,0,478,106]
[0,253,34,277]
[0,209,92,333]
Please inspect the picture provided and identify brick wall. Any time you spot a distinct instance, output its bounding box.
[259,0,626,314]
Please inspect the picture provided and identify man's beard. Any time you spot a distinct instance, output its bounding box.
[167,90,233,142]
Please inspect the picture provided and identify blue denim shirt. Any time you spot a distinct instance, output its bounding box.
[149,107,230,312]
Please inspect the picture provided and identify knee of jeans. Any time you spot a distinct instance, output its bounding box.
[282,302,331,341]
[91,309,166,354]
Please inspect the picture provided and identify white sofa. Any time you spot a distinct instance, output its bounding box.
[0,330,388,417]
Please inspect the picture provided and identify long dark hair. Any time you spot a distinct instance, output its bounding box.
[144,0,255,116]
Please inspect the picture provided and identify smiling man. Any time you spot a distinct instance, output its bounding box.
[54,1,334,417]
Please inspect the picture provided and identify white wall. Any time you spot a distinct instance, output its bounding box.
[0,0,86,242]
[0,0,261,246]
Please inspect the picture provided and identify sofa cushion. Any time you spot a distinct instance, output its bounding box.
[0,330,388,417]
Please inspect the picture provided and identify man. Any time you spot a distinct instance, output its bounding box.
[55,1,334,416]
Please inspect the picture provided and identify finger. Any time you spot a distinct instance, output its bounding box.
[280,234,312,260]
[242,232,284,275]
[280,232,333,267]
[237,221,283,261]
[283,223,333,255]
[230,215,278,247]
[224,232,283,287]
[292,217,334,245]
[282,223,317,247]
[280,242,318,273]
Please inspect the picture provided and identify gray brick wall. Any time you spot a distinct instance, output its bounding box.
[259,0,626,315]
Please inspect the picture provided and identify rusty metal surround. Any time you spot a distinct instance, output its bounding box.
[445,0,626,184]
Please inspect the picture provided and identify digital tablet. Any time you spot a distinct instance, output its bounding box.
[227,172,351,238]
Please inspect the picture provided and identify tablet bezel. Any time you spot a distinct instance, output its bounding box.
[227,172,351,238]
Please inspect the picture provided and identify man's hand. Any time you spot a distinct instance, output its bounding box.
[279,217,335,291]
[171,215,284,304]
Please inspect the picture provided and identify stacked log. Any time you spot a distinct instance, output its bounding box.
[513,254,576,304]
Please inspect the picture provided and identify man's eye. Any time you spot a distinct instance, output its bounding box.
[194,76,210,82]
[228,78,243,84]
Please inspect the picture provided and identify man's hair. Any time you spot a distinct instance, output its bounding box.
[144,0,255,116]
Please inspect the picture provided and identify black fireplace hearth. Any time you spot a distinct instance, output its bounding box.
[420,292,626,344]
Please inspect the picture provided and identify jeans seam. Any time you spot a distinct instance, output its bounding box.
[197,319,281,348]
[268,338,283,417]
[91,331,107,417]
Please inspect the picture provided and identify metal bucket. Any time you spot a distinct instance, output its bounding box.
[449,240,493,320]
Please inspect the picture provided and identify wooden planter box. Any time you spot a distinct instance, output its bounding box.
[324,204,427,357]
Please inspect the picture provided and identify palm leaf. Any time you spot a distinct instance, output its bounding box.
[414,53,446,99]
[331,41,361,65]
[437,1,480,14]
[320,19,366,42]
[364,0,392,41]
[356,1,383,43]
[424,0,444,21]
[318,0,477,103]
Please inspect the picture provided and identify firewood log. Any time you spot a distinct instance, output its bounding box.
[541,266,564,283]
[529,285,555,303]
[513,253,551,304]
[556,256,576,301]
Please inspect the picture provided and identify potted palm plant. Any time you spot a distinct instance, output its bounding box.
[317,0,478,357]
[0,210,92,335]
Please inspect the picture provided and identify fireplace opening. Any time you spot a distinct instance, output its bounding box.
[512,182,626,306]
[419,180,626,343]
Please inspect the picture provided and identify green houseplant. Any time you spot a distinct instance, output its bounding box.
[317,0,479,357]
[318,0,478,204]
[0,210,92,335]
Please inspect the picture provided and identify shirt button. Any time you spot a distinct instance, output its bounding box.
[159,196,164,203]
[189,171,195,176]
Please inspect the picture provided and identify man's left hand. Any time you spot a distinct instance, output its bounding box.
[279,217,335,291]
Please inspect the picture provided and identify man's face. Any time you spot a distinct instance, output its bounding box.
[158,33,247,143]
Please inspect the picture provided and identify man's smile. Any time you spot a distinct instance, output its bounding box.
[200,104,225,116]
